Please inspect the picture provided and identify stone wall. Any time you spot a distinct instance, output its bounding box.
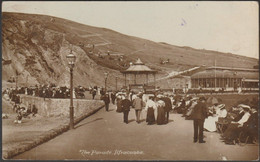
[20,95,104,117]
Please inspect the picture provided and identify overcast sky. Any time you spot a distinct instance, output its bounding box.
[2,1,259,59]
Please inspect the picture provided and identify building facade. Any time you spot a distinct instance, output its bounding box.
[190,67,259,91]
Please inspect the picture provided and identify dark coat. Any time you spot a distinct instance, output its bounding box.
[161,97,172,112]
[243,112,258,129]
[121,99,131,111]
[190,101,208,120]
[111,93,116,100]
[102,95,110,105]
[233,111,245,122]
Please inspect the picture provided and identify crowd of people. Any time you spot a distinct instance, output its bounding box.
[99,90,258,145]
[13,103,38,124]
[171,94,258,144]
[101,90,173,125]
[2,84,258,145]
[2,84,87,100]
[2,88,39,124]
[219,104,258,144]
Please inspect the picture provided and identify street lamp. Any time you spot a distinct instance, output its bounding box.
[115,76,118,91]
[104,72,108,93]
[66,50,76,129]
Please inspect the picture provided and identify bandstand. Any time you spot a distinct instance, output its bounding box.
[120,58,157,93]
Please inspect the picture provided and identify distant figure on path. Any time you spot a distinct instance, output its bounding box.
[101,93,110,111]
[92,89,96,99]
[121,95,131,124]
[190,96,208,143]
[111,92,116,104]
[116,95,123,113]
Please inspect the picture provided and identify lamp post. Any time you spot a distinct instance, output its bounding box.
[104,72,108,93]
[66,50,76,130]
[15,70,19,92]
[115,76,118,91]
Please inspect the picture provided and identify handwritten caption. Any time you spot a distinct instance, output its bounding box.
[79,150,144,157]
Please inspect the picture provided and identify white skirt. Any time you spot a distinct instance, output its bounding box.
[204,116,218,132]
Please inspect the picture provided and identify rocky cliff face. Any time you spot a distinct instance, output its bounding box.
[2,12,258,89]
[2,12,121,88]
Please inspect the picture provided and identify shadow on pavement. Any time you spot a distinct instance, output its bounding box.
[139,119,146,123]
[168,119,174,123]
[128,119,135,123]
[75,118,103,129]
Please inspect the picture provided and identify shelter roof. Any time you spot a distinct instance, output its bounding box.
[191,69,259,79]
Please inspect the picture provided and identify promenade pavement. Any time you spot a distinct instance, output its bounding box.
[13,103,258,160]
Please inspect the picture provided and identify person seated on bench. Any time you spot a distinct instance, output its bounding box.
[205,104,227,132]
[222,105,251,144]
[241,107,258,143]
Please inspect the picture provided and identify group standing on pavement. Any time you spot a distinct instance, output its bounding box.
[111,91,173,125]
[101,89,258,146]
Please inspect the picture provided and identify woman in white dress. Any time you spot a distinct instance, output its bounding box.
[204,104,226,132]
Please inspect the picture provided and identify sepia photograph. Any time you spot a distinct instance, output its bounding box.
[1,1,259,160]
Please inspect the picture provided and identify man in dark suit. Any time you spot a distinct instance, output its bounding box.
[190,96,208,143]
[161,94,172,123]
[121,95,131,124]
[110,92,116,105]
[232,107,245,122]
[101,93,110,111]
[243,107,258,139]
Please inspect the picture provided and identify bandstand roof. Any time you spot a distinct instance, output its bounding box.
[121,58,157,74]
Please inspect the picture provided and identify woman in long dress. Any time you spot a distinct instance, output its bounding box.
[156,97,166,125]
[145,96,156,125]
[204,104,226,132]
[116,95,123,113]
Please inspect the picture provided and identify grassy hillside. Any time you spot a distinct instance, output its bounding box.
[2,12,258,89]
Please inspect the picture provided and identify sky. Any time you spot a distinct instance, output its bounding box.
[2,1,259,59]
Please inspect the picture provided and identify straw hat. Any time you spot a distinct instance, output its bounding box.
[217,104,226,110]
[190,97,199,102]
[238,104,251,110]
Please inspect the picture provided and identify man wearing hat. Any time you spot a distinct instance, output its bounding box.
[190,96,208,143]
[161,94,172,123]
[132,93,145,124]
[101,93,110,112]
[222,105,251,144]
[121,94,132,124]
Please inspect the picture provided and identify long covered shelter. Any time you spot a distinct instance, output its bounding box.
[190,67,259,90]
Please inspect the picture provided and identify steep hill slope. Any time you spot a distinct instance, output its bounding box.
[2,12,258,89]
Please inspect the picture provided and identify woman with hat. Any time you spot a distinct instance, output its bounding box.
[222,105,251,144]
[217,104,227,118]
[116,95,123,113]
[204,104,226,132]
[145,95,156,125]
[156,94,166,125]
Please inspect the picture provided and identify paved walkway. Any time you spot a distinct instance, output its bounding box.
[13,104,258,160]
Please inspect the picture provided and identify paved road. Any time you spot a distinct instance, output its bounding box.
[13,104,258,160]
